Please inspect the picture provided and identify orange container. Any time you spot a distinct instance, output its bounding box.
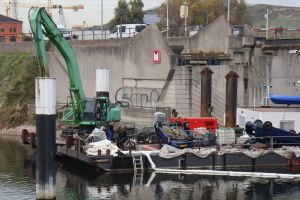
[169,117,218,131]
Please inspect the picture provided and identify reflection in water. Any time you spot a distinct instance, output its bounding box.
[57,158,300,200]
[0,137,35,200]
[0,136,300,200]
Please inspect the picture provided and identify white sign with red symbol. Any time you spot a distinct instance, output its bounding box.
[152,49,160,64]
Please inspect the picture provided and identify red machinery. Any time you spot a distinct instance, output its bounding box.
[169,117,218,131]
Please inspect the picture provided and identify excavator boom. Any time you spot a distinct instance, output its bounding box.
[29,7,85,124]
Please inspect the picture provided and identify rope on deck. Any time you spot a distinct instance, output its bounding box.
[137,151,300,180]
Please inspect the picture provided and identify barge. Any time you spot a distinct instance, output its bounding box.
[56,135,300,173]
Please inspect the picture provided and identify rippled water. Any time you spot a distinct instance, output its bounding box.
[0,136,300,200]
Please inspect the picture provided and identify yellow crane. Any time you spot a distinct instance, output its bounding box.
[0,1,84,19]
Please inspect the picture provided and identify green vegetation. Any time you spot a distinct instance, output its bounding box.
[157,0,250,36]
[247,4,300,28]
[108,0,145,30]
[0,53,39,128]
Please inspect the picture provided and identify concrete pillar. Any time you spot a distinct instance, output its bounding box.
[200,67,214,117]
[96,68,109,98]
[35,78,56,199]
[225,71,239,127]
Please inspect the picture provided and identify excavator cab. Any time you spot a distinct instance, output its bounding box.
[82,99,96,122]
[79,96,121,126]
[95,97,108,121]
[62,98,96,125]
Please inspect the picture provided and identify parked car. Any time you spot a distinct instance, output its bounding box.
[57,24,71,40]
[110,24,147,39]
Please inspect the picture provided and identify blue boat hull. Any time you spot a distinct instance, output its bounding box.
[270,94,300,105]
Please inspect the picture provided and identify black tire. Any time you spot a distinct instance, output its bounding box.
[263,121,272,131]
[254,119,263,124]
[245,121,253,134]
[249,138,257,144]
[122,140,130,151]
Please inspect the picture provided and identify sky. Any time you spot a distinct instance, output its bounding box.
[1,0,300,32]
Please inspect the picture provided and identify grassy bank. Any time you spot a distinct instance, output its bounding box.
[0,53,39,128]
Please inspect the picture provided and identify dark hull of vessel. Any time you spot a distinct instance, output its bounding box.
[57,146,300,173]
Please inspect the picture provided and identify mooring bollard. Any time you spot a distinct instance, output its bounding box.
[66,135,73,149]
[21,129,30,144]
[30,132,36,148]
[35,78,56,199]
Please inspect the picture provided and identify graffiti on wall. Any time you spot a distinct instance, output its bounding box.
[115,87,161,108]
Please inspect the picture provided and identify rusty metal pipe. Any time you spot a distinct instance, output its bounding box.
[225,71,239,127]
[201,67,214,117]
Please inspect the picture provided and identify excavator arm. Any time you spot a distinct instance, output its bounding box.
[29,7,85,123]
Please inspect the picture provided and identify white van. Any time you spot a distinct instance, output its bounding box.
[110,24,147,39]
[57,24,71,40]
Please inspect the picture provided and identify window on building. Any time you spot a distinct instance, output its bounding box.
[13,27,16,32]
[280,120,295,131]
[10,27,13,32]
[0,27,4,32]
[0,36,4,42]
[10,36,16,42]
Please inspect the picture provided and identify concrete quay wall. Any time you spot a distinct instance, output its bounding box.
[0,22,300,127]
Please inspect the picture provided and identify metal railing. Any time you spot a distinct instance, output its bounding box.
[3,26,300,44]
[0,25,202,43]
[15,27,142,41]
[246,135,300,150]
[252,29,300,39]
[70,29,110,40]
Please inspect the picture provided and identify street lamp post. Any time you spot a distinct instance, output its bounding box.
[119,9,125,86]
[166,0,169,38]
[265,8,269,39]
[227,0,230,22]
[184,0,188,37]
[119,9,125,39]
[101,0,103,28]
[180,0,188,37]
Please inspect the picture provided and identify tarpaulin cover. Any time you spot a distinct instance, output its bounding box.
[159,145,216,159]
[86,140,119,157]
[274,146,300,159]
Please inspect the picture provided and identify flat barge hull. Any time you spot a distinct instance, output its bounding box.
[57,146,300,172]
[57,146,134,172]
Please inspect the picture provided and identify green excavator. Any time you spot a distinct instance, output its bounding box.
[29,7,121,133]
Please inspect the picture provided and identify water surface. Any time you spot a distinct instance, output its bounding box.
[0,136,300,200]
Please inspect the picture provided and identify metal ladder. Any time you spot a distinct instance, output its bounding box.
[132,154,144,186]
